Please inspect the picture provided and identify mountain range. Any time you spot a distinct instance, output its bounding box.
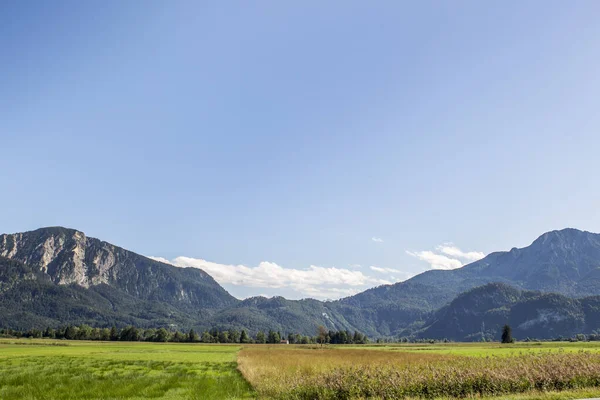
[2,226,600,340]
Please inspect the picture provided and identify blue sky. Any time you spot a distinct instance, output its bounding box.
[2,1,600,299]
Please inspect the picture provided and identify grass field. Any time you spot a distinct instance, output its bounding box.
[3,340,600,399]
[341,341,600,356]
[0,339,253,399]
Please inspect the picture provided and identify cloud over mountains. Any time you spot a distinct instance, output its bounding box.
[150,243,483,299]
[406,243,485,270]
[149,256,391,299]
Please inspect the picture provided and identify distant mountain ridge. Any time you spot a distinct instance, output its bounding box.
[415,228,600,295]
[333,228,600,337]
[2,226,600,339]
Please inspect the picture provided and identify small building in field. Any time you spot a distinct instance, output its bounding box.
[280,339,289,344]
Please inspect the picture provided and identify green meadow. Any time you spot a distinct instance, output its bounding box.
[0,340,253,400]
[4,339,600,399]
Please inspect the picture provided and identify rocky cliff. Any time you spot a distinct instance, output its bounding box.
[0,227,237,309]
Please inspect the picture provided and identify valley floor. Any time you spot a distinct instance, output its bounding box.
[3,340,600,399]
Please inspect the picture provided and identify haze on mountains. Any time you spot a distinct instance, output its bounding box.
[2,226,600,340]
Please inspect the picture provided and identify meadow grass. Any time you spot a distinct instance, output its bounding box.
[339,341,600,357]
[0,339,254,400]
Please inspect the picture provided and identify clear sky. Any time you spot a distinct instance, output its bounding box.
[2,1,600,299]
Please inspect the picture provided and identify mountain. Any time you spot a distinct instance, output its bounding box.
[0,227,354,335]
[0,227,238,330]
[207,296,356,334]
[330,281,456,337]
[3,226,600,340]
[336,228,600,337]
[0,255,206,330]
[0,227,236,308]
[421,228,600,296]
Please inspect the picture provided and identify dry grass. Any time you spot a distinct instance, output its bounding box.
[238,346,600,399]
[238,345,455,399]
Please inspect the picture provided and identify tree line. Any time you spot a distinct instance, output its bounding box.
[0,325,368,344]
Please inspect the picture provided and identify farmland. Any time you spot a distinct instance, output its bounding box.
[0,340,253,400]
[3,340,600,399]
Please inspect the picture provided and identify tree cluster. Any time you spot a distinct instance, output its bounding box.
[310,326,369,345]
[0,325,369,345]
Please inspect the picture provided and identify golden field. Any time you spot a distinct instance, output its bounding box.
[238,344,600,399]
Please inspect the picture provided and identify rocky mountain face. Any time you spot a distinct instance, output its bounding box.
[0,227,237,309]
[0,255,221,331]
[1,228,96,286]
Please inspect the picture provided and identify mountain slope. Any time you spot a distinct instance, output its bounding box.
[0,255,228,330]
[419,283,595,341]
[208,296,356,334]
[0,227,360,335]
[331,281,455,337]
[338,228,600,337]
[0,227,242,330]
[406,229,600,296]
[0,227,237,309]
[445,228,600,295]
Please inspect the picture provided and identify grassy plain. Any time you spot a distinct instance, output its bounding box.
[0,339,253,400]
[4,340,600,399]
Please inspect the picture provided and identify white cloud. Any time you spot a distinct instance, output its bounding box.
[369,266,416,282]
[372,237,384,243]
[406,250,463,270]
[436,244,485,262]
[297,286,363,299]
[149,256,172,265]
[370,266,403,274]
[406,244,485,270]
[148,256,390,300]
